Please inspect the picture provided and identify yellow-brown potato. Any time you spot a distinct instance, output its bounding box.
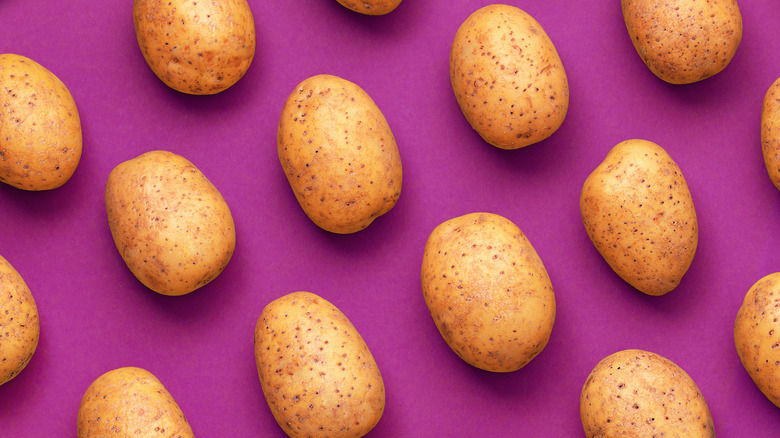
[0,254,39,386]
[278,74,402,234]
[133,0,256,95]
[105,150,235,296]
[77,367,193,437]
[581,349,714,437]
[621,0,742,84]
[762,78,780,191]
[0,54,82,190]
[336,0,401,15]
[734,272,780,408]
[450,4,569,150]
[580,139,698,296]
[421,212,555,372]
[254,291,385,438]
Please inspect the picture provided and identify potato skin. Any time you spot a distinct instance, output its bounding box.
[278,74,402,234]
[105,150,235,296]
[450,4,569,150]
[133,0,256,95]
[580,349,714,437]
[0,54,82,190]
[77,367,193,437]
[0,254,39,386]
[580,139,698,296]
[336,0,401,15]
[762,78,780,191]
[421,212,555,372]
[621,0,742,84]
[254,291,385,438]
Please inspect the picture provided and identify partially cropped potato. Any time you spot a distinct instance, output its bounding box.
[762,78,780,191]
[336,0,401,15]
[255,291,385,438]
[581,139,698,296]
[106,150,235,296]
[0,53,82,190]
[450,4,569,149]
[77,367,193,437]
[0,254,39,386]
[421,212,555,372]
[581,349,714,437]
[278,74,402,234]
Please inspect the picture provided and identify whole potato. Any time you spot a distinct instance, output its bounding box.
[336,0,401,15]
[580,139,698,296]
[621,0,742,84]
[278,74,402,234]
[133,0,256,95]
[254,291,385,438]
[105,150,235,296]
[421,212,555,372]
[450,4,569,150]
[0,254,39,386]
[581,349,714,437]
[77,367,193,437]
[762,78,780,191]
[0,54,82,190]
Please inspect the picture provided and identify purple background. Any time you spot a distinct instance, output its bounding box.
[0,0,778,436]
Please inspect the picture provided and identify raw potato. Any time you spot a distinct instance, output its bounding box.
[255,291,385,438]
[278,74,402,234]
[581,349,714,437]
[450,4,569,150]
[336,0,401,15]
[77,367,193,437]
[421,212,555,372]
[0,54,82,190]
[734,272,780,408]
[133,0,256,95]
[0,254,39,386]
[105,150,235,296]
[621,0,742,84]
[762,78,780,191]
[580,139,698,296]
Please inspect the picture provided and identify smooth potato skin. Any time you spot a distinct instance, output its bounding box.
[77,367,193,438]
[580,349,714,437]
[336,0,402,15]
[762,78,780,191]
[255,292,385,438]
[580,139,698,296]
[278,74,402,234]
[0,54,82,190]
[105,151,235,296]
[0,255,39,386]
[621,0,742,84]
[421,212,555,372]
[450,4,569,149]
[133,0,256,95]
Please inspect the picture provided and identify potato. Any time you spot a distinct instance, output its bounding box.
[336,0,401,15]
[580,139,698,296]
[734,272,780,408]
[421,212,555,372]
[762,78,780,191]
[0,54,82,190]
[580,349,714,437]
[278,74,402,234]
[450,4,569,150]
[105,150,235,296]
[621,0,742,84]
[77,367,193,437]
[0,254,39,386]
[133,0,256,95]
[254,291,385,438]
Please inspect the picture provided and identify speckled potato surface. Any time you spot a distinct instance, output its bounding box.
[734,272,780,408]
[450,4,569,150]
[77,367,194,438]
[762,78,780,191]
[278,74,402,234]
[105,150,235,296]
[621,0,742,84]
[0,53,82,190]
[580,139,698,296]
[254,291,385,438]
[421,212,555,372]
[133,0,256,95]
[581,349,714,437]
[336,0,402,15]
[0,255,39,386]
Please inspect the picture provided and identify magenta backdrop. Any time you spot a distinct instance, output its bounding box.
[1,0,779,436]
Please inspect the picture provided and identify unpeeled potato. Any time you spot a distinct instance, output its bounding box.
[336,0,401,15]
[762,78,780,191]
[0,254,39,386]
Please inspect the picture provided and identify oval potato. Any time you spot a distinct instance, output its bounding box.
[762,78,780,191]
[336,0,401,15]
[0,254,39,386]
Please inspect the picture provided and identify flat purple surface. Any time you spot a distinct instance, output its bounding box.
[1,0,778,436]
